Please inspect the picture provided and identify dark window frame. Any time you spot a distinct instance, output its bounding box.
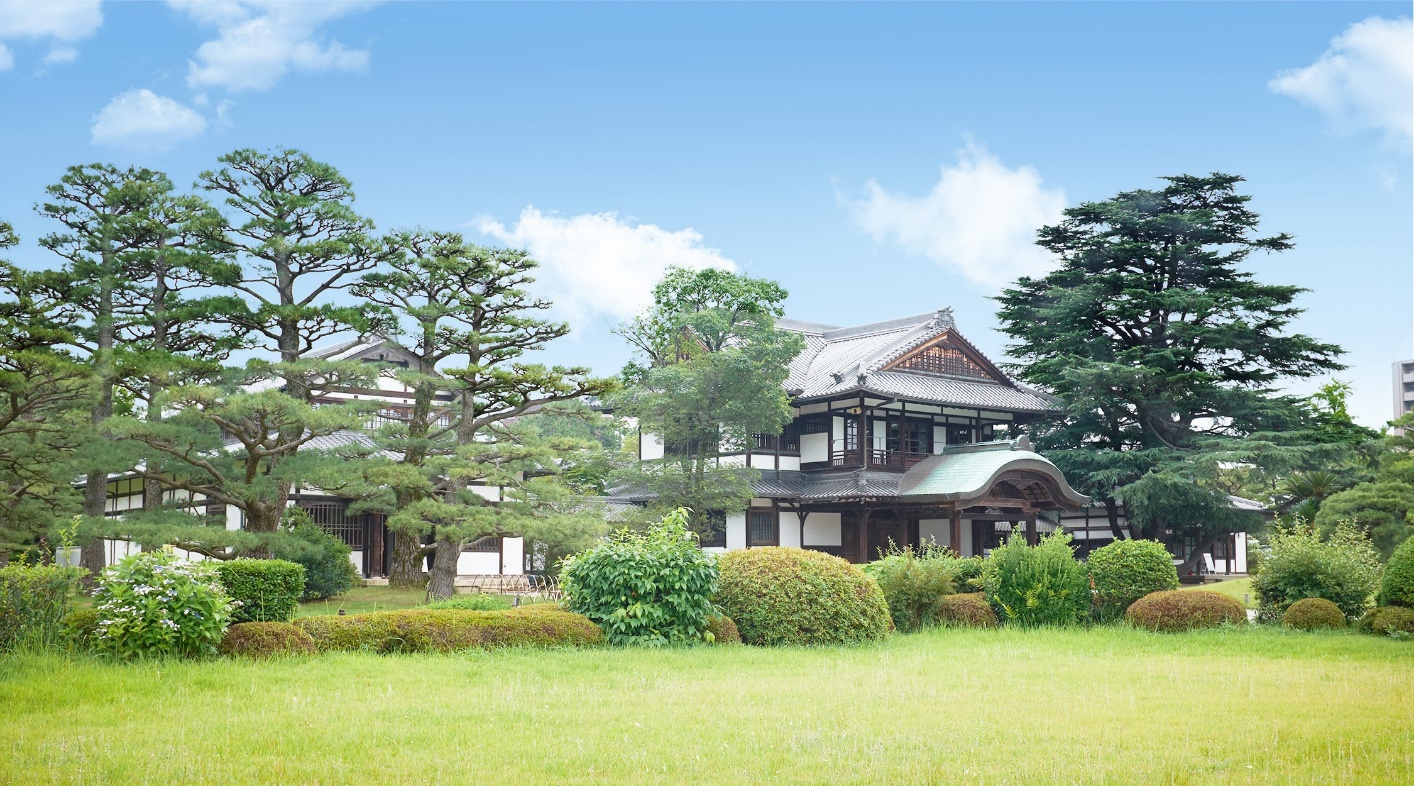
[747,508,779,547]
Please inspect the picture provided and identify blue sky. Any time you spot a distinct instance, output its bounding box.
[1,1,1410,426]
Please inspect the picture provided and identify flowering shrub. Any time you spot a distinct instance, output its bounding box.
[93,549,234,659]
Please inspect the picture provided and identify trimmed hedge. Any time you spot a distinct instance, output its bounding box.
[1087,539,1180,621]
[1126,589,1247,633]
[293,606,604,653]
[1358,606,1414,637]
[1283,597,1345,630]
[937,592,998,628]
[216,559,306,623]
[219,622,317,658]
[1378,537,1414,608]
[422,594,514,611]
[715,548,892,646]
[705,613,741,645]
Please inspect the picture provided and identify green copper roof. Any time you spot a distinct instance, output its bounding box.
[897,439,1089,509]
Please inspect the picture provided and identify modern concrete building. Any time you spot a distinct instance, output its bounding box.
[1394,359,1414,421]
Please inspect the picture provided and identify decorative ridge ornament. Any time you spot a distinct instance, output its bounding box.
[926,307,956,332]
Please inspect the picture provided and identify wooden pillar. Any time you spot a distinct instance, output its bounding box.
[949,510,963,557]
[857,507,872,563]
[1026,515,1038,547]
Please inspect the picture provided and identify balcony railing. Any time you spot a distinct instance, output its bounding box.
[828,440,930,470]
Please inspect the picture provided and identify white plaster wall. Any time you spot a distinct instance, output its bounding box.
[919,519,950,548]
[725,512,747,550]
[748,452,775,470]
[640,432,664,460]
[718,454,747,468]
[832,416,844,443]
[779,455,801,471]
[871,419,887,451]
[458,551,502,575]
[800,433,828,464]
[778,514,802,548]
[932,426,947,454]
[502,537,525,575]
[802,512,841,547]
[349,550,363,570]
[469,485,501,502]
[1235,534,1248,573]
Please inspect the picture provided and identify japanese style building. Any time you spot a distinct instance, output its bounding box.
[616,309,1098,562]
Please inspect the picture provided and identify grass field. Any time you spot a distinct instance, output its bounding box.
[294,585,428,617]
[3,626,1411,785]
[1182,577,1255,607]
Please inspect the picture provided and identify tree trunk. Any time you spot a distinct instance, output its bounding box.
[425,536,461,601]
[1103,498,1126,541]
[387,532,428,588]
[1178,534,1218,576]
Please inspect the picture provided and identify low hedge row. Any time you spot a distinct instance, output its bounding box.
[215,559,306,623]
[220,622,317,658]
[293,606,604,653]
[1126,590,1247,633]
[1358,606,1414,637]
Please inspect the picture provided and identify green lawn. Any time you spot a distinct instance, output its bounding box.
[3,626,1411,784]
[295,584,429,617]
[1182,577,1255,608]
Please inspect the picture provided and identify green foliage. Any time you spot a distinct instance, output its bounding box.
[214,559,306,623]
[613,266,803,531]
[218,622,317,658]
[60,608,99,649]
[1282,598,1345,630]
[1315,482,1414,560]
[293,605,604,653]
[864,546,956,633]
[1126,590,1247,632]
[273,510,360,600]
[1379,537,1414,608]
[983,530,1090,627]
[92,549,233,659]
[1357,606,1414,638]
[0,562,84,651]
[1251,522,1382,620]
[995,173,1345,556]
[421,594,513,611]
[937,592,998,628]
[704,613,741,645]
[715,547,892,646]
[948,555,986,592]
[560,508,719,646]
[1087,539,1180,621]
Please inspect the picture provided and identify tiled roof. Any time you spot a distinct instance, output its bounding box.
[778,310,1055,412]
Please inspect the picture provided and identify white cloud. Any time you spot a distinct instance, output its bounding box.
[91,89,208,151]
[1270,16,1413,144]
[0,1,102,39]
[41,45,79,66]
[170,0,378,92]
[476,207,738,329]
[846,143,1067,288]
[0,0,101,71]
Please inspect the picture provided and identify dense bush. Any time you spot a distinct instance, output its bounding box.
[294,605,603,653]
[1282,597,1345,630]
[1087,539,1179,621]
[937,592,998,628]
[422,593,514,611]
[864,546,956,632]
[1251,522,1382,620]
[93,549,234,659]
[705,613,741,644]
[0,563,84,652]
[1357,606,1414,637]
[948,556,986,592]
[983,530,1089,627]
[60,608,100,648]
[215,559,306,623]
[273,509,361,600]
[560,508,718,646]
[219,622,317,658]
[1378,537,1414,608]
[1126,589,1247,632]
[715,547,892,646]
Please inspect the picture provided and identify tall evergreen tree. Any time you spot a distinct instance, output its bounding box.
[995,173,1344,569]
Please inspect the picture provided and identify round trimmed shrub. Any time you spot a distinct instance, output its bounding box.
[1087,539,1179,621]
[705,613,741,645]
[215,559,306,623]
[937,592,997,628]
[219,622,316,658]
[715,547,892,646]
[1378,537,1414,608]
[294,606,604,653]
[1358,606,1414,637]
[1282,597,1345,630]
[422,594,514,611]
[1126,589,1247,633]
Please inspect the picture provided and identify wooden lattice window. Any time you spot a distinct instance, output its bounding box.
[895,343,992,379]
[299,501,364,549]
[700,512,727,548]
[796,414,830,435]
[747,510,778,547]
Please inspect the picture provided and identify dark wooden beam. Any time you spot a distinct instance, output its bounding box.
[950,510,962,557]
